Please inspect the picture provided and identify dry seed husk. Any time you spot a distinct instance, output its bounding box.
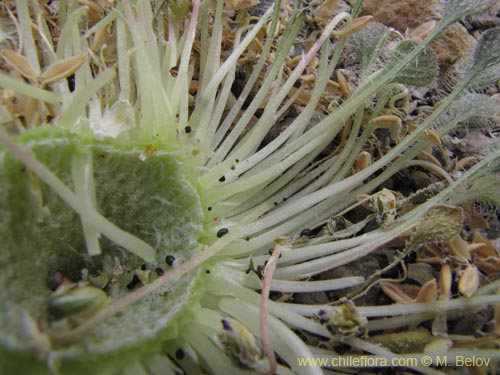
[458,265,480,297]
[447,234,471,261]
[415,279,438,303]
[0,49,38,81]
[40,55,85,86]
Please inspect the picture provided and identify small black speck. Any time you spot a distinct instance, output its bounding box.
[185,126,192,133]
[245,236,250,241]
[67,74,75,92]
[268,249,273,255]
[235,159,239,163]
[206,269,211,274]
[156,267,164,276]
[273,202,278,206]
[403,251,417,263]
[230,164,235,170]
[245,269,251,274]
[300,228,314,237]
[140,264,147,271]
[219,176,226,182]
[175,348,185,360]
[283,197,288,201]
[165,255,176,266]
[208,206,212,211]
[217,228,229,238]
[126,275,140,290]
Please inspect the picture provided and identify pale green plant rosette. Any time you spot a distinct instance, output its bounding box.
[2,0,500,374]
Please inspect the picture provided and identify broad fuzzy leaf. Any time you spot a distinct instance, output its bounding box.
[444,93,499,127]
[385,40,438,86]
[0,128,204,373]
[473,27,500,70]
[441,0,498,28]
[347,22,390,74]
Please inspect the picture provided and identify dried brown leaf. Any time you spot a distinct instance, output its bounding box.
[413,205,463,245]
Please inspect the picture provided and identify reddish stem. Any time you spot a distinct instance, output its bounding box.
[259,241,288,375]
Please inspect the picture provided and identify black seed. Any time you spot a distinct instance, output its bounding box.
[235,159,239,163]
[219,176,226,182]
[273,202,278,206]
[156,267,165,276]
[300,228,314,237]
[208,206,212,211]
[126,275,141,290]
[140,264,147,271]
[165,255,176,266]
[245,236,250,241]
[283,197,288,201]
[245,269,251,274]
[184,126,192,133]
[217,228,229,238]
[205,269,211,274]
[175,348,185,360]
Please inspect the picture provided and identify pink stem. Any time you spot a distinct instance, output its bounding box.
[259,242,287,375]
